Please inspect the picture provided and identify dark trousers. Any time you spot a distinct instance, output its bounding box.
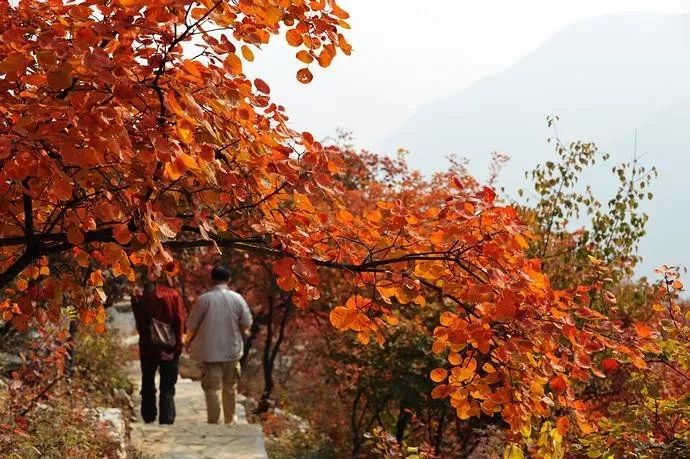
[140,355,179,424]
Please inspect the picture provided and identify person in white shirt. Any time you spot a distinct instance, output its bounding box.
[186,266,252,424]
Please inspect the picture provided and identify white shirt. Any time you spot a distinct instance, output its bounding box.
[186,284,252,363]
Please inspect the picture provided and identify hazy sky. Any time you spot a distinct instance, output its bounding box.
[247,0,690,151]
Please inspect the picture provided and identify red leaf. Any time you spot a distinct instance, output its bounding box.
[296,68,313,84]
[254,78,270,94]
[556,416,570,435]
[549,374,567,393]
[602,358,619,372]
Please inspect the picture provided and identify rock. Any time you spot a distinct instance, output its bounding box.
[113,302,132,313]
[0,352,22,373]
[243,397,258,415]
[113,388,129,404]
[96,408,126,459]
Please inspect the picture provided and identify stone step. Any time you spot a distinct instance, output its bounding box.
[113,306,268,459]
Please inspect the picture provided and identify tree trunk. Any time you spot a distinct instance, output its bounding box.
[257,299,291,413]
[395,403,410,443]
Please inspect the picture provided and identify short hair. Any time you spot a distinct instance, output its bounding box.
[211,266,231,282]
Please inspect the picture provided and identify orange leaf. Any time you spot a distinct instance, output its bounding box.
[53,178,73,201]
[364,209,382,222]
[431,384,450,399]
[317,48,333,68]
[453,366,475,383]
[176,120,194,144]
[67,226,85,245]
[224,53,243,74]
[329,306,353,330]
[430,368,448,382]
[448,352,462,365]
[113,224,132,245]
[439,311,457,326]
[432,340,447,354]
[286,29,303,47]
[634,322,652,338]
[75,248,90,267]
[337,209,354,223]
[296,50,313,64]
[356,331,370,345]
[383,314,399,326]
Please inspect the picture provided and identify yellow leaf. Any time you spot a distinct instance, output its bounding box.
[176,152,200,173]
[176,119,194,143]
[16,278,28,292]
[503,444,525,459]
[165,91,187,118]
[294,192,315,213]
[384,314,399,326]
[652,303,665,312]
[241,45,254,62]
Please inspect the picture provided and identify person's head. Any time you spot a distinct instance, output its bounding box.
[211,266,231,284]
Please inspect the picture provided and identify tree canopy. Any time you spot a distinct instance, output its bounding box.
[1,1,688,457]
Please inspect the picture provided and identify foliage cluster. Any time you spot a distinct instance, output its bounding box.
[0,324,131,458]
[0,1,689,457]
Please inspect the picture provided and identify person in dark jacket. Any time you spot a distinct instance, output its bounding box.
[131,279,186,424]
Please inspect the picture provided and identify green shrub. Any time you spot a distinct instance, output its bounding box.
[73,326,133,397]
[266,427,338,459]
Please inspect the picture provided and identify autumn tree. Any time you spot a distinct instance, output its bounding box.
[0,0,351,330]
[516,125,689,457]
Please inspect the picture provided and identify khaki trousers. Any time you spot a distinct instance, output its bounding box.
[200,361,240,424]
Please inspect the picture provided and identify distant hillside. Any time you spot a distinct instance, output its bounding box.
[382,13,690,276]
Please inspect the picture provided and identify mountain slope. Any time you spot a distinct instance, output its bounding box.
[382,13,690,276]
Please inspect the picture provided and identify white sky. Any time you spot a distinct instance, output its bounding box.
[247,0,690,150]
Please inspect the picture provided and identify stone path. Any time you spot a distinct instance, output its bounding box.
[108,301,268,459]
